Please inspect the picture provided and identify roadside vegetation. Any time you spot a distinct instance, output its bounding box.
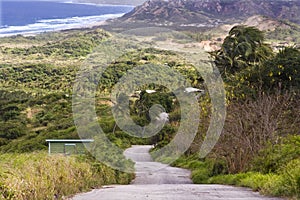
[0,152,134,200]
[170,135,300,199]
[158,26,300,199]
[0,29,135,199]
[0,24,299,199]
[0,28,203,199]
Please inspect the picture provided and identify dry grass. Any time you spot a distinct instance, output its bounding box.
[0,152,133,200]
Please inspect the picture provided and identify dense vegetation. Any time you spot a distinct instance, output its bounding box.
[0,28,204,198]
[0,29,136,199]
[0,24,299,199]
[162,26,300,199]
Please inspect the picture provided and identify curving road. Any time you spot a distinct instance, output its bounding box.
[70,145,283,200]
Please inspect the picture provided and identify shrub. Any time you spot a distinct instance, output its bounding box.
[208,172,254,185]
[280,159,300,198]
[191,168,210,183]
[207,166,300,199]
[239,173,274,191]
[260,174,285,197]
[252,135,300,173]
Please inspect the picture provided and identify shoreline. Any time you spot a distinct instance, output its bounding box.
[0,16,117,38]
[0,1,134,38]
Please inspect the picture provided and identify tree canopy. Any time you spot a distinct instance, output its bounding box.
[211,25,300,99]
[210,25,273,75]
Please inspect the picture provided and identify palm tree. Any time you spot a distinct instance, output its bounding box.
[210,25,273,76]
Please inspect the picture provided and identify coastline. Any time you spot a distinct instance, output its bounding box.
[0,1,134,38]
[1,21,109,38]
[0,15,119,38]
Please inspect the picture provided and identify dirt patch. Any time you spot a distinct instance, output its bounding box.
[25,107,42,119]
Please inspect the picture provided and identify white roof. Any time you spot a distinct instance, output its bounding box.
[146,90,156,94]
[46,139,94,143]
[184,87,205,93]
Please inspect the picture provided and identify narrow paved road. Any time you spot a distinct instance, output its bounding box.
[70,145,282,200]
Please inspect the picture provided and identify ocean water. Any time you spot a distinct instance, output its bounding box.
[0,1,133,36]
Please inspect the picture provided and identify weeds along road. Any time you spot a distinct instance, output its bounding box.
[70,145,283,200]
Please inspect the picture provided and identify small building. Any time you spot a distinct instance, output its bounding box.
[45,139,94,155]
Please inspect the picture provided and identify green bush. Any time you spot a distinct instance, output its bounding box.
[187,160,207,170]
[260,175,285,197]
[239,173,275,191]
[280,159,300,198]
[252,135,300,173]
[207,163,300,199]
[191,168,210,184]
[208,172,255,185]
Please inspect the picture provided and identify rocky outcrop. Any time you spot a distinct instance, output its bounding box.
[120,0,300,25]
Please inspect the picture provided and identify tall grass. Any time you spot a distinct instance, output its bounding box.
[208,159,300,199]
[168,154,299,199]
[0,152,134,200]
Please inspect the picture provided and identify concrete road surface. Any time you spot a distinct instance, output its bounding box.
[70,145,283,200]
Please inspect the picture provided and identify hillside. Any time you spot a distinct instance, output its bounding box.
[198,15,300,51]
[103,0,300,31]
[0,16,299,199]
[0,28,205,152]
[74,0,145,6]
